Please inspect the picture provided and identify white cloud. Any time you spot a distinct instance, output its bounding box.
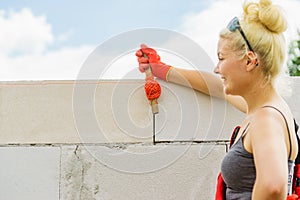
[179,0,300,64]
[0,8,54,56]
[0,8,94,80]
[280,0,300,40]
[57,30,74,43]
[0,45,94,80]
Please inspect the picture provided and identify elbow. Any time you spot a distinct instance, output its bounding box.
[260,179,286,198]
[267,185,286,198]
[254,174,287,199]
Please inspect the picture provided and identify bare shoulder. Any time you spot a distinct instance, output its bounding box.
[250,107,286,139]
[249,105,298,160]
[252,105,295,134]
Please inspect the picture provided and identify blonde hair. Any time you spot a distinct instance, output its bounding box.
[219,0,287,81]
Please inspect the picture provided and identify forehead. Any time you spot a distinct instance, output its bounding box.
[217,38,232,53]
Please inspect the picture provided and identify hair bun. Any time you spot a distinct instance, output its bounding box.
[259,0,272,8]
[258,0,287,33]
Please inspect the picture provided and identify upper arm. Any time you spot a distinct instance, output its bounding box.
[251,110,288,190]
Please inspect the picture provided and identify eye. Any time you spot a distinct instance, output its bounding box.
[218,57,224,61]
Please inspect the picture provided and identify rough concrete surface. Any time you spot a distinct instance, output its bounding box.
[60,144,226,200]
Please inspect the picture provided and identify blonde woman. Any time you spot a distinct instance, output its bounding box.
[136,0,298,199]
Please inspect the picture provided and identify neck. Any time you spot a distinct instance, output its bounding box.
[242,81,278,114]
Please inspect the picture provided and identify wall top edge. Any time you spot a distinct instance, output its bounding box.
[0,79,147,86]
[1,76,299,84]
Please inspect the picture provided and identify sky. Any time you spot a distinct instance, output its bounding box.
[0,0,300,80]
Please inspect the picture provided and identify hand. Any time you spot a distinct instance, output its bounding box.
[135,44,172,81]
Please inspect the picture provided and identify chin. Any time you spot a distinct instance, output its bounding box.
[224,87,234,95]
[223,86,230,95]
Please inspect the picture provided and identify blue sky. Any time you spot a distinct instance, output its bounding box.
[1,0,211,49]
[0,0,299,80]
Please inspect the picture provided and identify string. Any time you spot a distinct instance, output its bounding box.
[144,75,161,101]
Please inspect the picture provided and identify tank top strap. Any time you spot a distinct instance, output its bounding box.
[261,105,292,160]
[241,123,250,138]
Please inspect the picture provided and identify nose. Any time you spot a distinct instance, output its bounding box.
[214,65,220,74]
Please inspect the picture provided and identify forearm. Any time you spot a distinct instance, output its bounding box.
[167,67,225,98]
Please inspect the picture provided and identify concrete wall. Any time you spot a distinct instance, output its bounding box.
[0,78,299,200]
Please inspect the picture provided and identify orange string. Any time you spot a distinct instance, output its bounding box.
[144,77,161,100]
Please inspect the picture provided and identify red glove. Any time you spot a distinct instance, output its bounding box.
[135,44,173,81]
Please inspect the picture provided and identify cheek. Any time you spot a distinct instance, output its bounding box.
[218,60,233,74]
[224,59,244,74]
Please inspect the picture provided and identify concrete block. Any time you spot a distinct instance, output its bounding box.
[0,78,299,144]
[155,81,245,142]
[0,81,152,144]
[60,144,226,200]
[155,77,300,142]
[0,147,60,200]
[0,82,80,144]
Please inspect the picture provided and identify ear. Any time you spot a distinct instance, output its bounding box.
[246,51,258,72]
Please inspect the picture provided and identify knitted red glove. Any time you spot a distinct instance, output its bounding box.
[136,44,173,81]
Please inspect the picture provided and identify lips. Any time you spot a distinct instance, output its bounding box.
[221,76,226,84]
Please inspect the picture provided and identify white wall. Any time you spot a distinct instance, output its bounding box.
[0,78,299,200]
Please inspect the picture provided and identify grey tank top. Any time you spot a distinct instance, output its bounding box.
[221,106,295,200]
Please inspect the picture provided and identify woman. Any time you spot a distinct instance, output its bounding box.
[136,0,298,199]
